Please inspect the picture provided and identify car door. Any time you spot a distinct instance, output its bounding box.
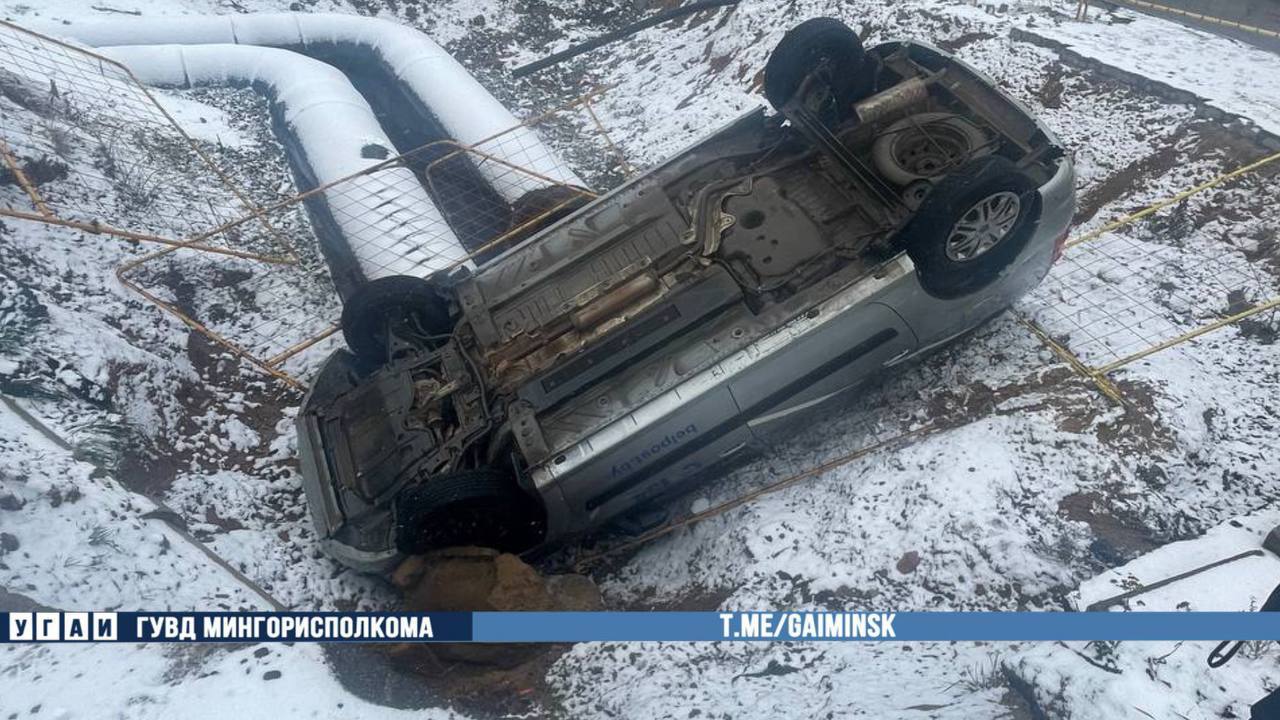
[731,301,918,438]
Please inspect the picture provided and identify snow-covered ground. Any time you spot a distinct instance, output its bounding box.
[2,0,1279,718]
[1014,4,1280,136]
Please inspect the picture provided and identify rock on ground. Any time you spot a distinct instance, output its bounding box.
[392,547,603,669]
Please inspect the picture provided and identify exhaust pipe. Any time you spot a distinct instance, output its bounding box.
[853,77,929,124]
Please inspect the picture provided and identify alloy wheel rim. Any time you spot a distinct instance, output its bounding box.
[945,191,1021,262]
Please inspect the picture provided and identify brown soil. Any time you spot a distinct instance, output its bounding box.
[1058,488,1162,560]
[323,549,604,718]
[936,31,996,52]
[112,327,299,500]
[617,583,737,611]
[1093,379,1177,455]
[1036,62,1066,110]
[1073,141,1184,226]
[919,364,1174,457]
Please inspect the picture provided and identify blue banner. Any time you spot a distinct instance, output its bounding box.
[6,611,1280,643]
[476,612,1280,642]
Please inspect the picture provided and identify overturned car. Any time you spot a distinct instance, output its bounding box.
[297,18,1076,572]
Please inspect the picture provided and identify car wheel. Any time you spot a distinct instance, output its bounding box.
[341,275,452,365]
[511,184,590,228]
[764,17,870,116]
[393,468,546,555]
[898,155,1038,299]
[509,184,590,240]
[473,184,591,262]
[871,112,991,187]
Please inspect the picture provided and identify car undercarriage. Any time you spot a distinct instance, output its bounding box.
[298,21,1074,570]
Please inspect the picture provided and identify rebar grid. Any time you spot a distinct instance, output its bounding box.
[1021,151,1280,399]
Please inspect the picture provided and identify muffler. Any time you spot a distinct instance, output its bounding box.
[853,76,929,124]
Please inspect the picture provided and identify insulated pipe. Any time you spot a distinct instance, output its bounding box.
[34,13,584,200]
[101,44,471,293]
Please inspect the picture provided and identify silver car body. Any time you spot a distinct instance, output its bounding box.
[298,40,1075,572]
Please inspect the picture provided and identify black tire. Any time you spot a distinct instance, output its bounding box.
[475,185,591,262]
[898,155,1039,299]
[341,275,452,365]
[510,184,591,232]
[764,17,869,114]
[393,468,546,554]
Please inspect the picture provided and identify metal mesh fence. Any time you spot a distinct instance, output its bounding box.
[0,20,289,261]
[0,19,630,389]
[116,88,629,386]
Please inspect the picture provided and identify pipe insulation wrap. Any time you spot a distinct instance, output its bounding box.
[101,44,470,280]
[37,13,583,199]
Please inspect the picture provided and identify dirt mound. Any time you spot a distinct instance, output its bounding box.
[392,547,602,669]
